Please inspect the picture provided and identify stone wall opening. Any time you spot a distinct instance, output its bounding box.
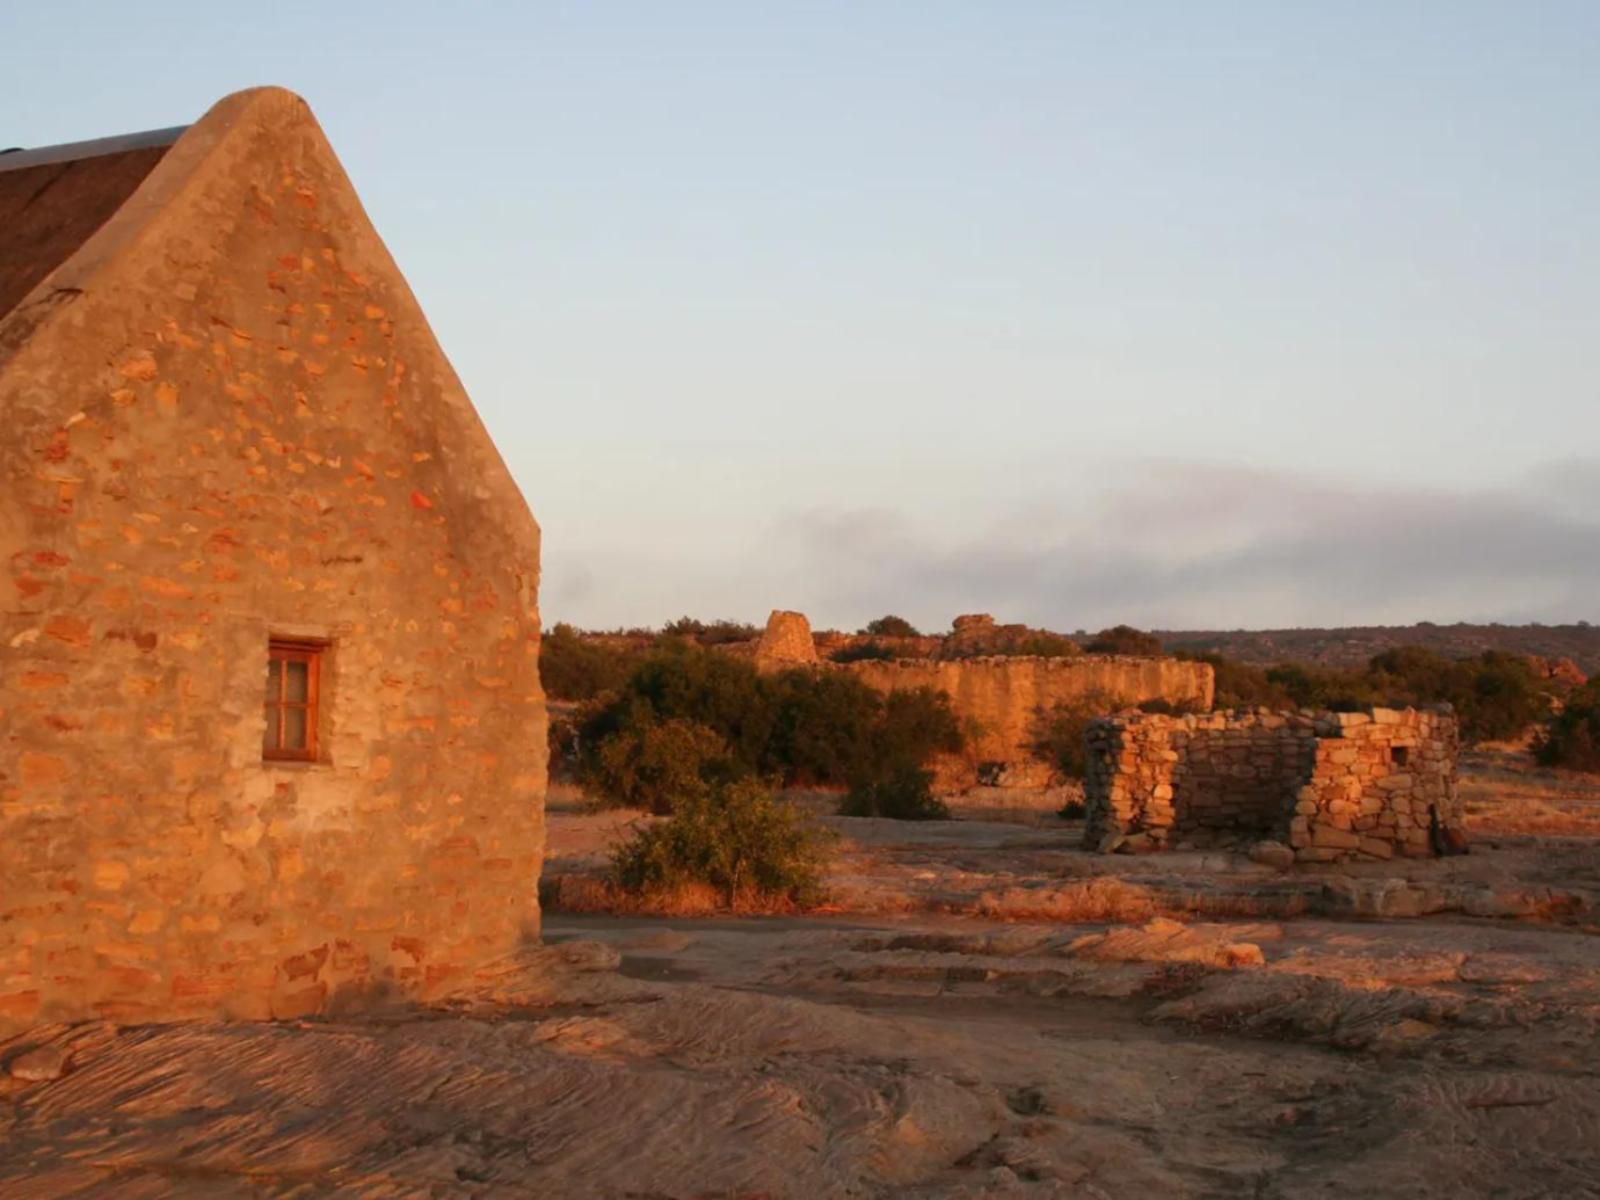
[1169,728,1315,839]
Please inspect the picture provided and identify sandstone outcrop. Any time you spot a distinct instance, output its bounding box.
[0,88,545,1028]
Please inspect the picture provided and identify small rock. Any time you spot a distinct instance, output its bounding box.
[1248,840,1296,869]
[8,1042,69,1083]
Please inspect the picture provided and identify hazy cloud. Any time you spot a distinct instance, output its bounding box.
[769,462,1600,632]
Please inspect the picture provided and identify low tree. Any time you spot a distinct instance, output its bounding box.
[1086,625,1165,656]
[1029,689,1129,780]
[539,623,637,701]
[1537,682,1600,772]
[862,615,921,638]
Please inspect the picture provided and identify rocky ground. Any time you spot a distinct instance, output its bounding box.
[3,755,1599,1197]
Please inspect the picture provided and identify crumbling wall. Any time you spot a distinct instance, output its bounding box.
[1084,708,1461,862]
[0,89,545,1029]
[841,655,1216,787]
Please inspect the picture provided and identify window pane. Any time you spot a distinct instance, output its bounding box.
[283,706,308,750]
[285,660,309,702]
[267,657,282,702]
[263,705,280,753]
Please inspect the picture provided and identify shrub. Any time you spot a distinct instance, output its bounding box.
[589,643,775,772]
[939,631,1081,659]
[1086,625,1165,656]
[1014,633,1081,658]
[763,667,884,785]
[831,640,897,663]
[582,714,734,814]
[840,765,949,820]
[873,686,965,769]
[539,623,637,701]
[611,779,829,906]
[1030,690,1129,780]
[1367,647,1544,743]
[1174,651,1291,709]
[863,615,920,638]
[1536,683,1600,772]
[662,616,761,645]
[578,645,966,799]
[1058,798,1087,820]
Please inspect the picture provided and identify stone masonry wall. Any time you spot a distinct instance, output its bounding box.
[0,90,545,1029]
[754,609,819,672]
[841,655,1217,788]
[1084,707,1460,863]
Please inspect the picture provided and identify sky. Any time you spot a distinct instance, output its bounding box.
[5,2,1597,633]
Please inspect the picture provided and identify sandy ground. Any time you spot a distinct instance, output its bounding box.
[3,755,1599,1197]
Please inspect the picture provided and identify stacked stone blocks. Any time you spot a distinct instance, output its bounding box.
[1084,707,1461,863]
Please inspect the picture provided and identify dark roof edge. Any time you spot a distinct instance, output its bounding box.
[0,126,189,173]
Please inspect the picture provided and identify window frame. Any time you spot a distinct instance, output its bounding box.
[264,638,325,763]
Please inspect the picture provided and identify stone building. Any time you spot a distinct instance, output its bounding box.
[0,88,546,1028]
[1083,707,1462,862]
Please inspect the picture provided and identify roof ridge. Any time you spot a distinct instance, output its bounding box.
[0,126,188,174]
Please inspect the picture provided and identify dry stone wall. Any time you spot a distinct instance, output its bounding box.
[1084,707,1461,862]
[753,609,819,672]
[841,655,1216,788]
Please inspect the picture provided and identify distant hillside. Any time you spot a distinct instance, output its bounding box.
[1157,623,1600,675]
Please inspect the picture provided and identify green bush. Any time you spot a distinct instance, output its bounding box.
[540,623,637,701]
[1086,625,1165,656]
[585,643,774,772]
[1176,651,1295,709]
[1177,645,1547,745]
[939,632,1080,659]
[578,645,965,799]
[1536,682,1600,772]
[863,615,921,638]
[872,686,964,769]
[831,640,897,663]
[582,713,734,814]
[1029,690,1129,780]
[611,778,829,906]
[1013,633,1081,658]
[840,765,949,820]
[662,616,761,645]
[763,667,884,785]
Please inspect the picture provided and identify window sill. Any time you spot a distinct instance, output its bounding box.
[261,758,334,772]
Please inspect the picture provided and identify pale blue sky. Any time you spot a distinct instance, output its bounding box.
[5,3,1597,630]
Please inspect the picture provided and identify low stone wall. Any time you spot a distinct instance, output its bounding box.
[840,655,1217,787]
[1084,707,1461,862]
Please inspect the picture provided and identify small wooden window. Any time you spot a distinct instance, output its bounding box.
[264,639,323,761]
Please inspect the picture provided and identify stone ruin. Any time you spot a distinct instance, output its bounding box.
[1084,707,1462,863]
[754,609,821,671]
[741,609,1216,790]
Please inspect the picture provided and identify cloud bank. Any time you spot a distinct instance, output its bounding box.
[543,459,1600,632]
